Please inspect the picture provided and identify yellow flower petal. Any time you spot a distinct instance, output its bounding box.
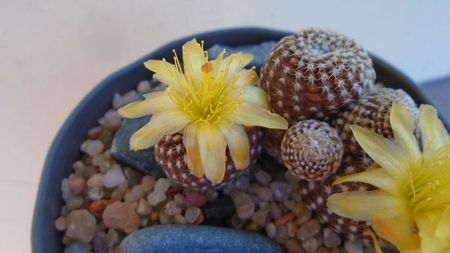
[236,69,259,87]
[130,111,191,151]
[232,103,288,129]
[419,104,450,160]
[197,124,227,183]
[240,85,269,109]
[333,168,397,194]
[372,214,420,251]
[214,53,254,84]
[118,92,175,118]
[221,124,250,170]
[182,123,204,177]
[351,125,408,179]
[327,190,404,221]
[144,60,179,86]
[435,205,450,240]
[390,103,421,161]
[182,39,206,84]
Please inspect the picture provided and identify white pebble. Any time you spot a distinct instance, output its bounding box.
[88,187,104,200]
[101,110,122,129]
[154,178,171,193]
[86,174,104,188]
[103,164,126,188]
[147,191,166,206]
[345,240,364,253]
[112,93,124,109]
[55,217,67,231]
[185,207,201,224]
[81,140,104,156]
[136,199,152,215]
[137,80,152,93]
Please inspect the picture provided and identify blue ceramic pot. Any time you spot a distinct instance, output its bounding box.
[31,27,433,253]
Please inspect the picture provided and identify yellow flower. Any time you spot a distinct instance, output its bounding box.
[327,103,450,253]
[118,39,288,183]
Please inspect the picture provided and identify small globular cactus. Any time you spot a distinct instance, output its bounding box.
[281,120,343,181]
[332,87,418,154]
[260,28,376,122]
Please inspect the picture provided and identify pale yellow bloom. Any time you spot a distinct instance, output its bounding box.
[328,103,450,253]
[119,39,288,183]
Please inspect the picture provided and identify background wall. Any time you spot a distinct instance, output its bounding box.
[1,0,450,251]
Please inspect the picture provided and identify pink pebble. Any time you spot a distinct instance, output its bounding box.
[68,175,86,194]
[185,191,207,208]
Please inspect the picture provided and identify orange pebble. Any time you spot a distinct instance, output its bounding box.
[275,212,296,226]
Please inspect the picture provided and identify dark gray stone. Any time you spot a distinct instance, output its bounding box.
[202,196,235,226]
[207,41,277,70]
[111,116,164,177]
[120,225,283,253]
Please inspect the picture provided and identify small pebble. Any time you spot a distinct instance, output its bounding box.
[125,185,145,202]
[105,229,119,247]
[136,199,152,215]
[173,214,187,224]
[65,210,97,242]
[255,170,272,186]
[285,239,303,253]
[87,174,105,188]
[112,93,125,109]
[81,139,104,156]
[61,179,75,201]
[147,191,166,206]
[101,110,122,130]
[230,191,255,219]
[302,237,319,252]
[165,200,182,216]
[159,213,171,224]
[231,214,246,229]
[88,187,104,201]
[140,216,149,227]
[102,201,140,234]
[270,181,292,202]
[141,175,156,192]
[123,167,143,186]
[154,178,171,193]
[137,80,152,93]
[185,207,202,224]
[323,228,341,248]
[66,197,84,211]
[103,165,126,188]
[68,175,86,194]
[287,222,297,238]
[274,225,289,244]
[92,234,109,253]
[55,217,67,231]
[88,126,102,139]
[270,203,282,219]
[205,189,219,201]
[275,212,296,226]
[89,200,111,218]
[64,241,90,253]
[245,222,260,232]
[92,155,110,170]
[173,194,185,206]
[297,219,321,240]
[294,203,312,224]
[122,90,139,104]
[344,240,364,253]
[254,186,273,201]
[252,207,270,226]
[185,191,207,208]
[266,222,277,238]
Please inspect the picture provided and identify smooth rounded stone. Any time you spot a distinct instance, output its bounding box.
[111,116,164,177]
[270,181,292,202]
[88,187,104,201]
[234,175,250,190]
[294,204,312,224]
[230,191,255,219]
[185,191,207,208]
[255,170,272,186]
[122,90,140,104]
[65,210,97,242]
[102,201,140,234]
[297,219,321,240]
[140,216,149,227]
[274,225,289,244]
[154,178,171,193]
[265,222,277,238]
[92,155,110,170]
[207,41,277,70]
[344,240,364,253]
[64,242,90,253]
[323,228,341,248]
[270,203,283,219]
[141,175,156,192]
[88,126,102,139]
[173,214,187,224]
[202,197,235,226]
[285,239,303,253]
[252,206,270,226]
[81,139,104,156]
[105,229,119,247]
[68,175,86,194]
[55,217,67,231]
[137,80,152,93]
[185,207,202,224]
[66,196,84,210]
[165,201,182,216]
[147,190,166,206]
[92,234,109,253]
[125,185,145,202]
[100,110,122,130]
[87,174,105,188]
[302,237,320,252]
[103,164,126,188]
[136,199,152,216]
[254,186,273,201]
[287,222,298,238]
[61,179,75,201]
[173,194,185,206]
[120,225,284,253]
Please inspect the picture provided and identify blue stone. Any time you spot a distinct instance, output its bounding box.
[120,225,283,253]
[207,41,277,70]
[111,116,164,177]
